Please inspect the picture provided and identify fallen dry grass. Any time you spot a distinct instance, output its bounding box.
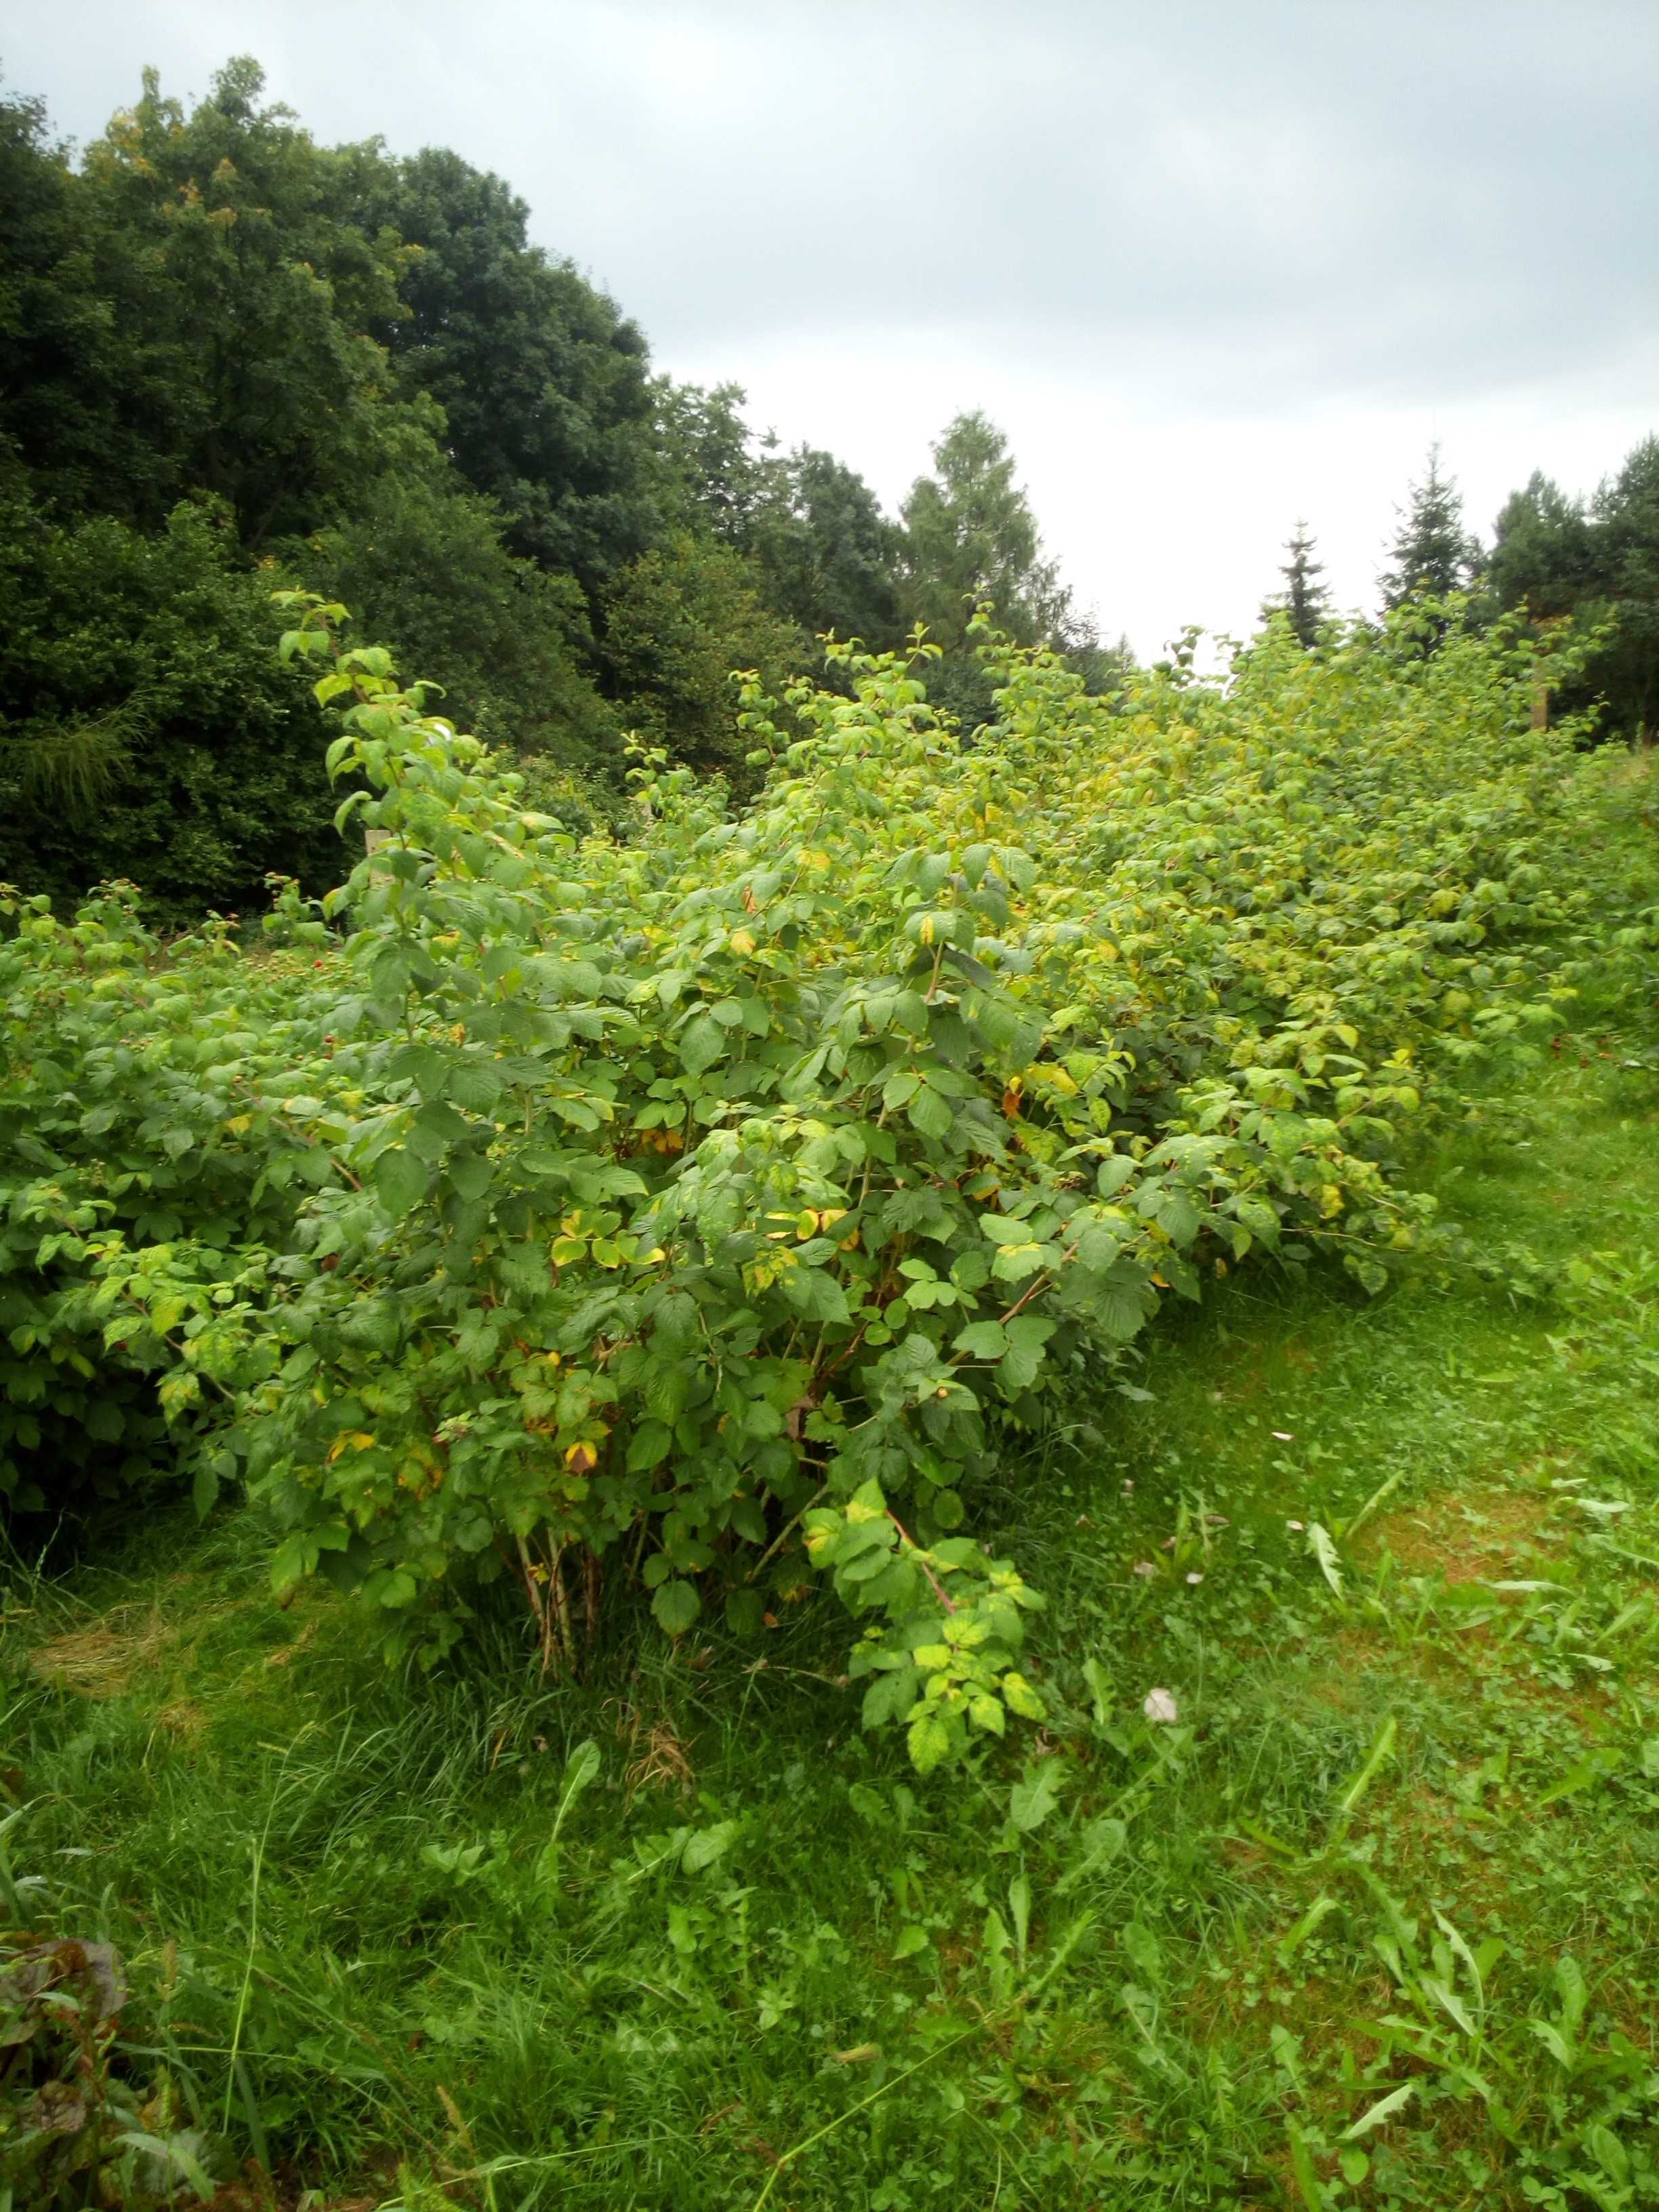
[28,1605,177,1696]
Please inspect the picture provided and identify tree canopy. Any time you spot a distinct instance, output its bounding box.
[1486,443,1659,741]
[343,143,658,581]
[900,411,1068,651]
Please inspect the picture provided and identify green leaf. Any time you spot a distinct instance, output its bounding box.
[1096,1279,1149,1340]
[979,1214,1036,1245]
[191,1460,220,1519]
[447,1060,506,1111]
[626,1420,673,1471]
[1002,1671,1045,1720]
[653,1578,701,1637]
[908,1085,955,1140]
[679,1014,726,1076]
[1155,1190,1202,1245]
[862,1666,921,1728]
[781,1267,851,1323]
[725,1586,764,1637]
[682,1819,737,1872]
[907,1710,954,1774]
[374,1147,428,1216]
[991,1240,1048,1282]
[1009,1758,1063,1832]
[447,1152,493,1203]
[564,1736,602,1789]
[954,1319,1009,1359]
[1342,2081,1416,2139]
[976,996,1042,1062]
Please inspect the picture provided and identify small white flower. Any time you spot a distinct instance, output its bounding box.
[1132,1560,1156,1578]
[1143,1687,1179,1724]
[1286,1519,1305,1532]
[1122,1479,1135,1491]
[1186,1571,1204,1584]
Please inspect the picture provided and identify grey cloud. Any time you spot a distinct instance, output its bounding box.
[5,0,1655,652]
[9,0,1656,414]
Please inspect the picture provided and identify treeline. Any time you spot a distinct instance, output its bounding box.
[1,56,1655,924]
[0,57,1111,919]
[1263,443,1659,739]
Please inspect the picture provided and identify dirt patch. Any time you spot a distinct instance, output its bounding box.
[29,1607,176,1696]
[1274,1630,1401,1717]
[1360,1487,1557,1586]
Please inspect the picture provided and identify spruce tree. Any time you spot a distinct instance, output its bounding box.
[1261,522,1332,647]
[1380,443,1479,611]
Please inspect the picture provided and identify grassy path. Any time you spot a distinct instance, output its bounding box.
[8,795,1659,2210]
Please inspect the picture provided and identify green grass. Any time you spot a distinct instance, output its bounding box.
[8,778,1659,2211]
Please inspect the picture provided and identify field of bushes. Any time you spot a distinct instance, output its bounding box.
[6,600,1659,2209]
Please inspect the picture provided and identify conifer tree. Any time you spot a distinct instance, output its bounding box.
[1380,443,1480,611]
[1261,521,1332,647]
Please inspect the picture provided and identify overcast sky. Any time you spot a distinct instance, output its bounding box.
[8,1,1657,655]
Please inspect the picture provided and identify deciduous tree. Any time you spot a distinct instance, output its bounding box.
[900,413,1067,651]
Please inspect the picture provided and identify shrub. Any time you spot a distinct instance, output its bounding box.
[0,882,357,1515]
[1,594,1603,1765]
